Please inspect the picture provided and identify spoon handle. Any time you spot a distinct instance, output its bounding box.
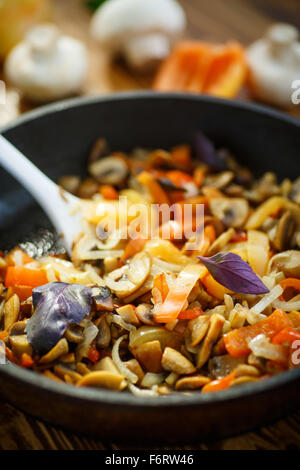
[0,134,79,253]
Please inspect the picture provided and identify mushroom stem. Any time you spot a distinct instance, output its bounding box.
[123,33,171,70]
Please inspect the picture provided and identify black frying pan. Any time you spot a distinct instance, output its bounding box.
[0,92,300,443]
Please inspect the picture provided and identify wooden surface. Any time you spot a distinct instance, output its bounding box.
[1,0,300,451]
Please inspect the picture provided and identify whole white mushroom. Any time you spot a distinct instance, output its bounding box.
[90,0,186,71]
[247,23,300,108]
[5,24,88,103]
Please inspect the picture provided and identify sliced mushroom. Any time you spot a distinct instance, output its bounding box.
[64,324,84,343]
[95,225,121,250]
[124,358,144,384]
[105,252,151,298]
[229,376,260,388]
[39,338,69,364]
[134,340,162,373]
[4,294,20,331]
[209,197,249,228]
[204,216,225,237]
[88,137,109,165]
[116,304,139,325]
[9,335,33,357]
[268,250,300,278]
[95,315,111,349]
[175,374,211,390]
[233,364,260,378]
[135,303,155,325]
[8,320,26,336]
[78,177,99,199]
[196,314,225,369]
[89,156,128,185]
[76,371,127,390]
[185,315,210,350]
[93,356,119,374]
[57,175,81,195]
[53,364,82,384]
[93,286,114,311]
[204,171,234,189]
[273,211,295,251]
[162,347,196,375]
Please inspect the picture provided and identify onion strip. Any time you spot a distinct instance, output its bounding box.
[112,335,138,384]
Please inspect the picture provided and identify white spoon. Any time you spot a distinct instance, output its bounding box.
[0,134,82,255]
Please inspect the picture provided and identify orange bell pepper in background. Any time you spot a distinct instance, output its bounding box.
[5,266,48,289]
[224,309,292,357]
[153,41,247,99]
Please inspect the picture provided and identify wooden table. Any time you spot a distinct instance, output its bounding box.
[1,0,300,451]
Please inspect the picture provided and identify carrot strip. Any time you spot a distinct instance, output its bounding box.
[154,264,207,323]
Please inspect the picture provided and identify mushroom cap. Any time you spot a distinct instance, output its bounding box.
[90,0,186,49]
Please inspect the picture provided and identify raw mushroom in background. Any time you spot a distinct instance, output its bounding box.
[247,23,300,108]
[90,0,186,71]
[5,24,88,103]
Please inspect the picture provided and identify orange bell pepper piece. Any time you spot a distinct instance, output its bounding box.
[224,309,292,357]
[121,236,148,262]
[5,266,48,289]
[171,145,191,170]
[137,171,169,205]
[7,285,33,301]
[100,185,118,200]
[279,278,300,300]
[202,272,232,300]
[178,306,203,320]
[272,327,300,345]
[20,353,34,369]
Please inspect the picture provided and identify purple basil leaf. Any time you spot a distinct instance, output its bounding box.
[26,282,92,355]
[194,133,227,170]
[198,252,269,294]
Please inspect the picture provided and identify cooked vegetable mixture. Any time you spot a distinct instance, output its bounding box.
[1,134,300,396]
